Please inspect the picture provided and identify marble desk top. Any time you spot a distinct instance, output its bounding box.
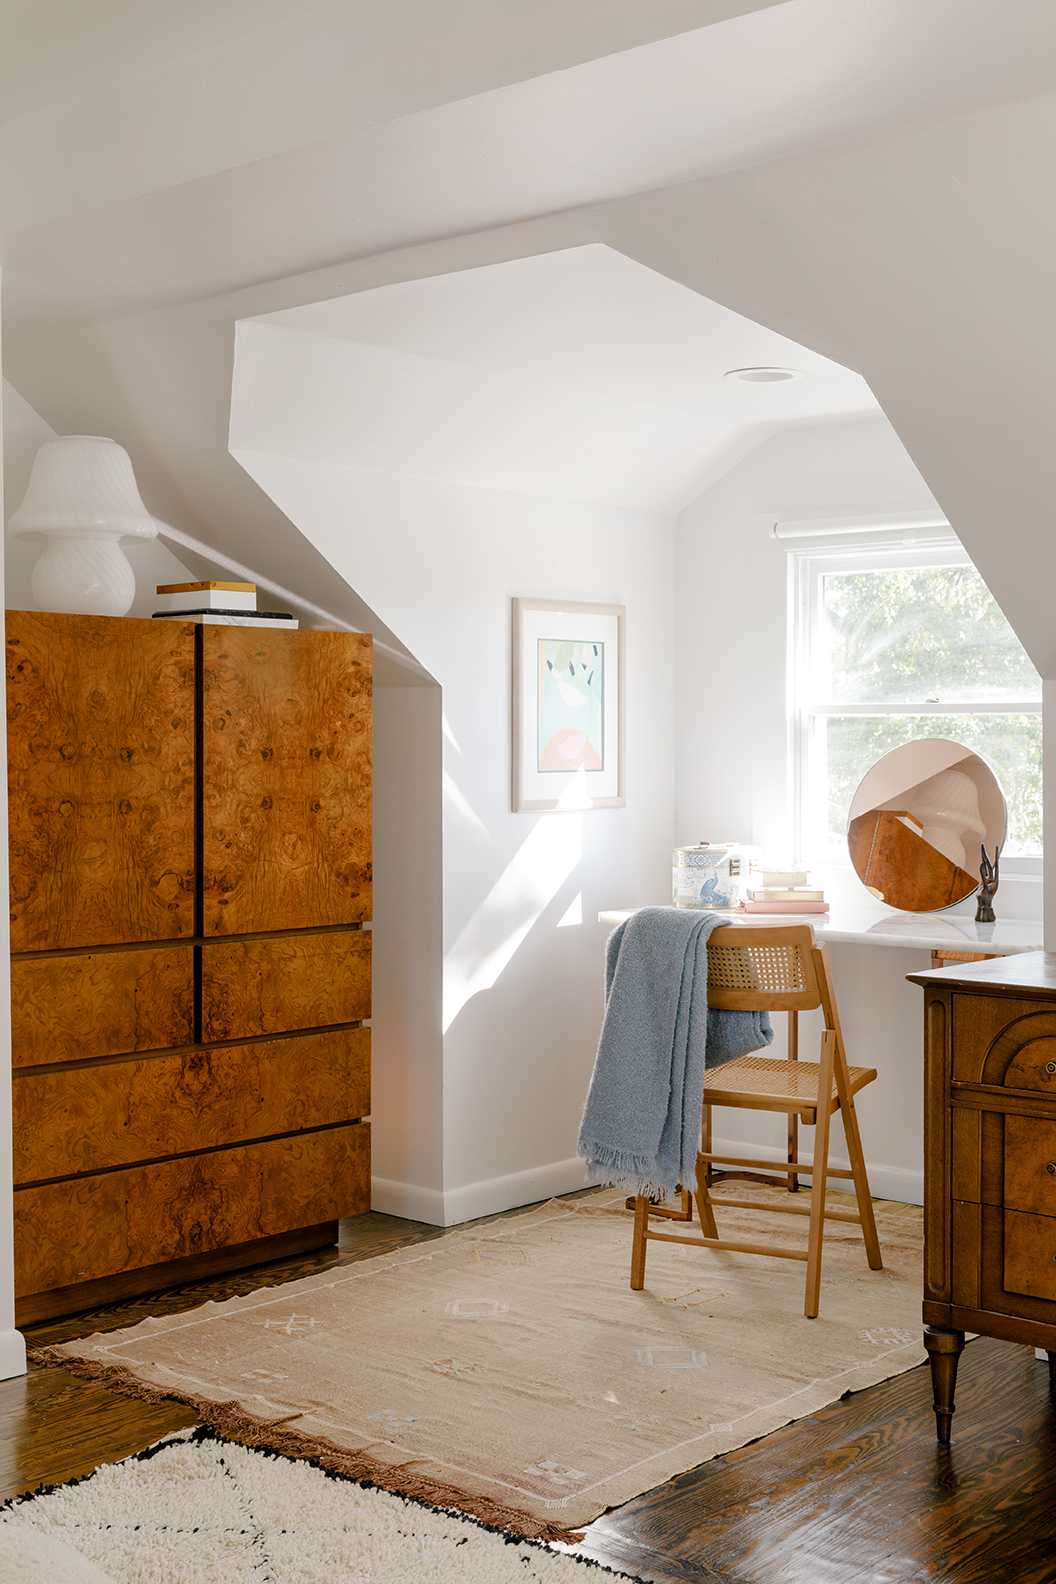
[596,904,1043,956]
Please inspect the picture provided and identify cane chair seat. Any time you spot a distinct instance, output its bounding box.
[703,1053,877,1119]
[629,922,883,1318]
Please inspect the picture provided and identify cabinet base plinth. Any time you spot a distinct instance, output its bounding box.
[16,1221,341,1326]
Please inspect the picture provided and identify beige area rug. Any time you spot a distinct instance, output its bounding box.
[33,1188,925,1541]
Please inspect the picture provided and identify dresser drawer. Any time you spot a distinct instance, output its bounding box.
[1004,1208,1056,1303]
[201,928,370,1041]
[951,997,1056,1091]
[11,945,194,1069]
[14,1121,370,1298]
[13,1028,370,1182]
[1004,1114,1056,1216]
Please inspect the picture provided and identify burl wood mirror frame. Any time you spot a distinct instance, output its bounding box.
[847,739,1006,912]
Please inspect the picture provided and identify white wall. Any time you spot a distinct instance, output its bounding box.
[371,678,445,1216]
[234,445,676,1223]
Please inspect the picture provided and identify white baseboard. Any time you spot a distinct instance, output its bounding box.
[0,1328,26,1381]
[371,1143,922,1232]
[711,1135,923,1207]
[441,1157,590,1226]
[371,1157,590,1228]
[369,1176,447,1225]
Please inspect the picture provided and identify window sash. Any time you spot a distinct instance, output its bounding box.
[789,543,1042,865]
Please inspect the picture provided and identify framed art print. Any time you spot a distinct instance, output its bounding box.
[512,598,625,812]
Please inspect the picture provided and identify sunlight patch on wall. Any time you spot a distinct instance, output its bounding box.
[556,892,583,928]
[442,769,489,836]
[443,816,582,1032]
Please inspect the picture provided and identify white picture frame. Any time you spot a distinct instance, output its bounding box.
[512,597,625,812]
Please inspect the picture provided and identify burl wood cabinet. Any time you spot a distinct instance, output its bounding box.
[908,953,1056,1440]
[7,611,372,1323]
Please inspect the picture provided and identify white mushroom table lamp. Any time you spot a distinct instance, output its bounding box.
[7,435,158,617]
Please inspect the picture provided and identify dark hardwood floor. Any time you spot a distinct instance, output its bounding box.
[3,1205,1056,1583]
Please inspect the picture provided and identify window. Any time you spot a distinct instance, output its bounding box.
[791,541,1042,865]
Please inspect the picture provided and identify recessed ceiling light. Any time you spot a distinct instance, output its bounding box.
[725,367,804,383]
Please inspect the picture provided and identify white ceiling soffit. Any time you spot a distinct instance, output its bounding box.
[232,246,877,514]
[7,0,1056,332]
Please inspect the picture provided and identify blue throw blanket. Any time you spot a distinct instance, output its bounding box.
[577,907,773,1200]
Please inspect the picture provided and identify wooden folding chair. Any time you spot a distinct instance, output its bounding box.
[630,925,883,1318]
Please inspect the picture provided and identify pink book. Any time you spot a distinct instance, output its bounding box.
[737,899,829,914]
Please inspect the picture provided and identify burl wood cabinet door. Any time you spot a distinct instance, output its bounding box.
[7,613,196,951]
[201,627,372,934]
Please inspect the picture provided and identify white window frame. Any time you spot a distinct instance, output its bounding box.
[788,538,1042,872]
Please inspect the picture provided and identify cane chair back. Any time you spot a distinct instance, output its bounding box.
[706,925,821,1013]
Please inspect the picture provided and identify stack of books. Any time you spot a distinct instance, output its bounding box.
[152,581,299,629]
[740,868,828,914]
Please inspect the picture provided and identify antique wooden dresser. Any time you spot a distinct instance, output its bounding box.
[7,611,372,1323]
[908,952,1056,1440]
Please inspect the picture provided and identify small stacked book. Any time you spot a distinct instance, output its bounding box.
[740,868,828,914]
[152,581,299,629]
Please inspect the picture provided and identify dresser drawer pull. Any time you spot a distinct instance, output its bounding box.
[1048,1162,1056,1176]
[1047,1062,1056,1076]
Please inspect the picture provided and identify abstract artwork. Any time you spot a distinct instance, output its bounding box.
[537,637,604,772]
[512,599,624,811]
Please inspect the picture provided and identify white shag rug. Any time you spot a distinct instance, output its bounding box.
[0,1427,639,1584]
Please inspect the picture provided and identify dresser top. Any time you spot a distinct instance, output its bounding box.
[907,949,1056,996]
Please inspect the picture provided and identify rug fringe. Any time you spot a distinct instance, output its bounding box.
[27,1347,587,1546]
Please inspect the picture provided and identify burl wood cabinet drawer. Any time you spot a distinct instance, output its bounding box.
[11,945,194,1069]
[951,997,1056,1090]
[15,1121,370,1298]
[201,928,370,1041]
[13,1028,370,1182]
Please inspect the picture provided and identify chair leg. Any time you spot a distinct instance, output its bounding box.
[803,1030,836,1318]
[841,1085,883,1271]
[787,1011,800,1193]
[694,1153,719,1239]
[701,1102,714,1187]
[630,1195,650,1289]
[813,939,883,1276]
[787,1111,799,1194]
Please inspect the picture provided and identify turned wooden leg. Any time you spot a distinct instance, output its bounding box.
[924,1326,965,1443]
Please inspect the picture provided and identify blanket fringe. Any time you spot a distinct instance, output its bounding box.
[584,1160,677,1201]
[27,1347,586,1546]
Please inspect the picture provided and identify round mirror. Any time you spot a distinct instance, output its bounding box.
[847,739,1006,912]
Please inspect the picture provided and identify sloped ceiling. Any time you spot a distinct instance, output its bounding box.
[237,246,876,513]
[5,0,1056,327]
[4,0,1056,666]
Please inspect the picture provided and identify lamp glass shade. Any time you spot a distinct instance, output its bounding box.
[7,436,157,617]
